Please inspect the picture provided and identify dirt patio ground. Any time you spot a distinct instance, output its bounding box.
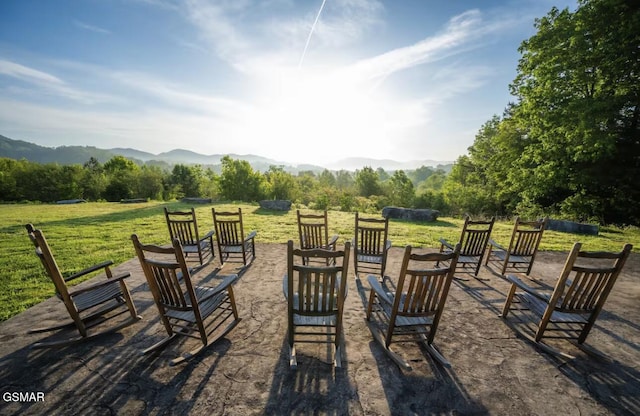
[1,243,639,415]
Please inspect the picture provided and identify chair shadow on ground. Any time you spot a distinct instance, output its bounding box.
[265,336,356,415]
[455,264,640,416]
[0,280,234,416]
[353,276,488,415]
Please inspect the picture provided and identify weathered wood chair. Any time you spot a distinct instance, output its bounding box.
[131,234,241,366]
[485,217,548,276]
[25,224,141,348]
[366,244,460,370]
[212,207,256,266]
[353,212,391,279]
[284,240,351,368]
[501,242,632,359]
[297,209,338,265]
[439,216,494,278]
[164,207,214,265]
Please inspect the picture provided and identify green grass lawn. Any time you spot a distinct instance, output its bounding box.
[1,201,638,321]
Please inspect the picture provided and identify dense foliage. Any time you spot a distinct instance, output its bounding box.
[443,0,640,225]
[0,154,448,214]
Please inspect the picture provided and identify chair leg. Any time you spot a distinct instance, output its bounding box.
[501,284,518,317]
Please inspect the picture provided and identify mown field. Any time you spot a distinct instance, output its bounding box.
[1,201,638,321]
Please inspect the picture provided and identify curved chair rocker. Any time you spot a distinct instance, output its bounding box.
[212,207,257,266]
[297,209,338,265]
[164,207,215,266]
[353,212,391,280]
[284,240,351,369]
[25,224,141,349]
[132,234,241,366]
[366,244,460,370]
[501,242,632,360]
[439,216,494,279]
[485,217,547,276]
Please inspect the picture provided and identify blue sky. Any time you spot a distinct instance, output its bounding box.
[0,0,575,165]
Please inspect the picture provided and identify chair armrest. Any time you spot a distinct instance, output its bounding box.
[201,230,215,241]
[367,275,394,305]
[68,272,131,296]
[244,230,257,241]
[505,275,550,302]
[385,240,392,250]
[328,235,338,247]
[488,238,507,252]
[439,238,454,250]
[65,260,114,282]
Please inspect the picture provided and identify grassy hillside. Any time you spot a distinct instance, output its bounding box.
[1,201,638,321]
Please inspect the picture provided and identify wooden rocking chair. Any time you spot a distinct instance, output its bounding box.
[284,240,351,368]
[132,234,241,366]
[297,210,338,265]
[501,242,632,359]
[353,212,391,279]
[164,207,215,265]
[366,244,460,370]
[212,208,257,266]
[485,217,547,276]
[25,224,141,348]
[439,216,494,279]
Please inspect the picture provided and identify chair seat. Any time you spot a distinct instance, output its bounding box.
[458,254,482,264]
[517,292,589,324]
[490,250,531,264]
[166,286,227,323]
[357,254,383,264]
[73,281,124,312]
[182,240,211,254]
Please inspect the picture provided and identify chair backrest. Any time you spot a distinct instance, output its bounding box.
[297,210,330,250]
[212,208,245,246]
[25,224,71,301]
[355,212,389,256]
[459,216,494,256]
[131,234,201,316]
[550,242,632,315]
[286,240,351,316]
[392,245,460,341]
[164,207,202,246]
[508,217,547,257]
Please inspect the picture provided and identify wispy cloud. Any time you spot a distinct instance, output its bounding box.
[73,20,111,35]
[0,59,116,104]
[345,10,483,85]
[0,59,64,85]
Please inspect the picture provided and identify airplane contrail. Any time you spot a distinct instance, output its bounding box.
[298,0,327,69]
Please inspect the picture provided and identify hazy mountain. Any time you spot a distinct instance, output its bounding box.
[0,135,118,164]
[0,134,451,172]
[326,157,453,171]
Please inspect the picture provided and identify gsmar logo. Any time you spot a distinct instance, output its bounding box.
[3,392,45,402]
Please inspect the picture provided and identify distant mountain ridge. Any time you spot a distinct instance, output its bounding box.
[0,134,452,172]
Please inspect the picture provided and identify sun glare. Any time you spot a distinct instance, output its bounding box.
[241,68,410,165]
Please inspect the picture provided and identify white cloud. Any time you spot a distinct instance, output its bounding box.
[73,20,111,35]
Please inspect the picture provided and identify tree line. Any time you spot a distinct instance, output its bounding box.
[0,154,450,214]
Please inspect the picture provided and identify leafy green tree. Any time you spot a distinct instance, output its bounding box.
[355,166,382,197]
[218,156,264,201]
[136,165,165,200]
[335,170,354,191]
[0,158,19,201]
[265,166,297,200]
[80,157,106,200]
[388,170,415,207]
[169,164,202,198]
[318,169,336,188]
[510,0,640,224]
